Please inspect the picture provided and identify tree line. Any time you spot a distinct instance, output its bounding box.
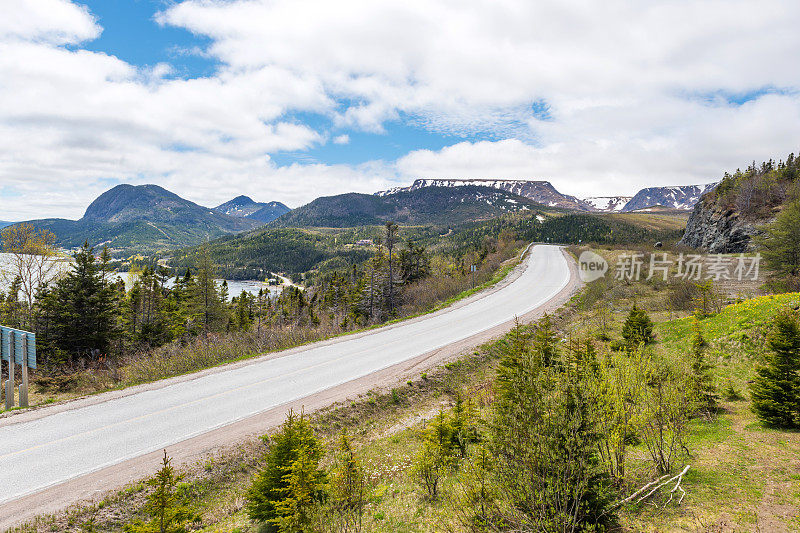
[1,222,443,370]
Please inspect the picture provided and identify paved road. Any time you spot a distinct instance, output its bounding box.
[0,244,571,509]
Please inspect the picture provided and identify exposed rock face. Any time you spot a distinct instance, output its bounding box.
[679,200,762,253]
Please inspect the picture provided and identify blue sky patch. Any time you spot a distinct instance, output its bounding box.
[689,86,796,107]
[78,0,219,79]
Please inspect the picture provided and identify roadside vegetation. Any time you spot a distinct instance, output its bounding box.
[15,235,800,532]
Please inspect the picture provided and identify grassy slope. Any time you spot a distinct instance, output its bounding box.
[603,211,690,232]
[623,293,800,532]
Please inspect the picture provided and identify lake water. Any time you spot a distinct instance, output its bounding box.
[0,253,73,293]
[114,272,282,301]
[0,254,281,302]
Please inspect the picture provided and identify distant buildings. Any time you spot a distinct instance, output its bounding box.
[355,239,374,246]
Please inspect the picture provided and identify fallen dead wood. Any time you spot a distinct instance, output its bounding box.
[612,464,691,510]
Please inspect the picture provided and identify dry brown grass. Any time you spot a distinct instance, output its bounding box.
[120,324,340,385]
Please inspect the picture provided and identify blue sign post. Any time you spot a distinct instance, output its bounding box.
[1,326,36,409]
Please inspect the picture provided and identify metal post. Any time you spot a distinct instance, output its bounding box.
[5,330,14,410]
[20,334,28,408]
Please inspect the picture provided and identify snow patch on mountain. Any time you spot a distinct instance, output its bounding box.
[580,196,632,212]
[622,184,717,212]
[377,179,594,211]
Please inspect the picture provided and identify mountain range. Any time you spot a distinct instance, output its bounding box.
[378,179,593,211]
[213,196,291,223]
[9,178,716,255]
[378,179,716,213]
[622,184,717,212]
[24,185,263,253]
[272,185,544,228]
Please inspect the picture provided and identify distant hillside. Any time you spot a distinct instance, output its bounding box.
[273,185,545,228]
[23,184,259,254]
[622,184,717,212]
[0,221,11,229]
[170,228,375,280]
[247,201,292,223]
[214,196,291,223]
[378,179,593,211]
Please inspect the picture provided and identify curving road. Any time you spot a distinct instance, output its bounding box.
[0,244,573,522]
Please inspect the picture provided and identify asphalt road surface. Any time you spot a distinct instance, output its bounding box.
[0,244,572,517]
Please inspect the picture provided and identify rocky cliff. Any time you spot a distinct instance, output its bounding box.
[678,200,762,253]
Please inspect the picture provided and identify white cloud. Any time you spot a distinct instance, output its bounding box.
[1,0,800,219]
[0,0,100,44]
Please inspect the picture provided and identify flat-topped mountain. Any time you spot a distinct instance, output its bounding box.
[273,185,544,228]
[382,179,717,213]
[214,196,291,222]
[378,179,593,211]
[23,184,260,253]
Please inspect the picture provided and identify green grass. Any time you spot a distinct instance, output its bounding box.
[616,292,800,531]
[656,293,800,353]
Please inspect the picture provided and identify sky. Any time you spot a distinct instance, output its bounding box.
[1,0,800,220]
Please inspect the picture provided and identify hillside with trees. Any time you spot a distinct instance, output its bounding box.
[19,184,260,254]
[270,186,546,228]
[680,150,800,253]
[172,209,682,282]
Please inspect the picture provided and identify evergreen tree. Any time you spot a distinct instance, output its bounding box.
[46,242,119,362]
[489,322,615,530]
[359,250,386,322]
[383,221,401,317]
[274,445,325,533]
[621,304,655,348]
[186,248,227,334]
[328,433,367,532]
[450,393,480,458]
[399,240,430,282]
[124,451,199,533]
[687,316,718,413]
[1,276,23,328]
[247,411,326,530]
[758,199,800,277]
[533,313,559,366]
[751,311,800,428]
[32,283,66,365]
[414,410,455,499]
[234,290,253,331]
[128,267,171,346]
